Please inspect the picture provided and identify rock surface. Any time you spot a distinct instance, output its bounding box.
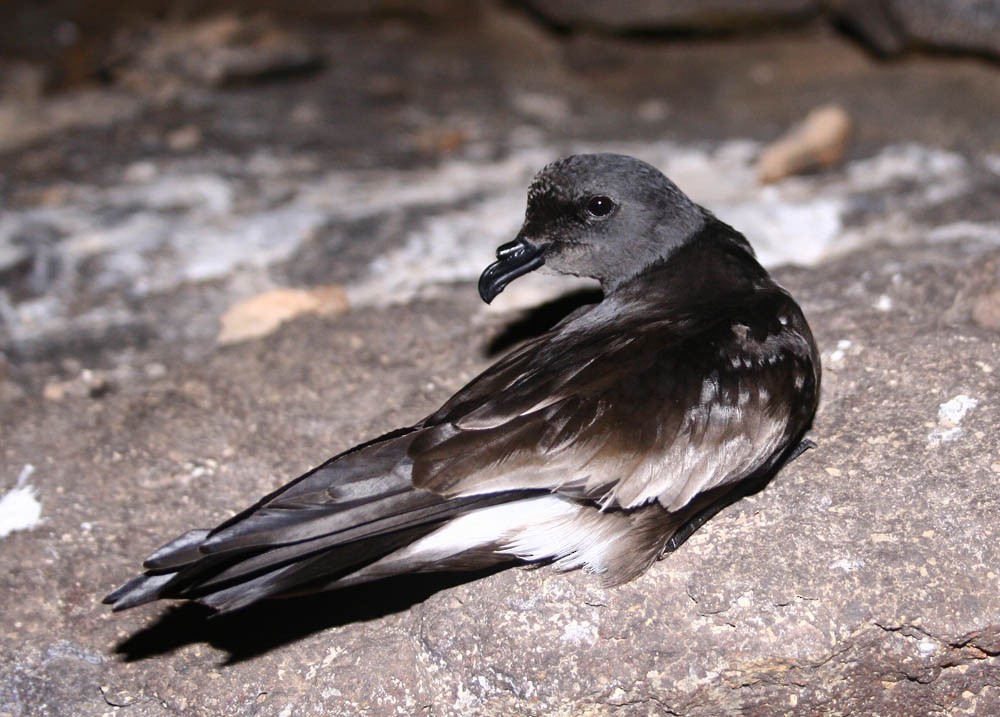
[518,0,818,32]
[522,0,1000,60]
[1,7,999,716]
[829,0,1000,59]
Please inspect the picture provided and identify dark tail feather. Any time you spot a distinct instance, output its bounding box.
[103,490,530,613]
[195,523,447,613]
[143,529,211,570]
[103,573,177,611]
[103,522,440,612]
[104,427,556,613]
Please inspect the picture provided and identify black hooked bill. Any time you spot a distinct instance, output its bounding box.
[478,238,547,304]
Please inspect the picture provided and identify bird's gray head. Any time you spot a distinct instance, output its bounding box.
[479,153,706,303]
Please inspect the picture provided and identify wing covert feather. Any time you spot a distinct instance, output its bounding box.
[411,291,817,513]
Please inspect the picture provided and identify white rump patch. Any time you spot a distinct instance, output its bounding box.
[392,495,625,575]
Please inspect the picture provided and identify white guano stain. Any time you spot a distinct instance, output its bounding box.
[829,339,853,363]
[829,558,864,572]
[560,619,598,646]
[928,394,979,445]
[0,464,43,539]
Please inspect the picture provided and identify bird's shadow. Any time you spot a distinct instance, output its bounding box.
[485,287,603,356]
[113,566,510,664]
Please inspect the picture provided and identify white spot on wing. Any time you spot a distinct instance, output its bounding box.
[0,465,43,539]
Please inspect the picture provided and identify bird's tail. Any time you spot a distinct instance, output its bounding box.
[103,430,530,613]
[103,426,721,614]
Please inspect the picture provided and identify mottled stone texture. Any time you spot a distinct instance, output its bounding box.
[2,236,999,716]
[522,0,1000,59]
[828,0,1000,58]
[1,8,1000,717]
[518,0,818,32]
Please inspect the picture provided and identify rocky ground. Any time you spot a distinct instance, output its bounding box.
[1,3,999,716]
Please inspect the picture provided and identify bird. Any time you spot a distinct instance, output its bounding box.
[104,153,820,614]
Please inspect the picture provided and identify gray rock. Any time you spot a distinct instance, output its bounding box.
[2,235,999,716]
[110,14,324,91]
[828,0,1000,58]
[1,13,1000,717]
[519,0,818,32]
[520,0,1000,59]
[824,0,907,55]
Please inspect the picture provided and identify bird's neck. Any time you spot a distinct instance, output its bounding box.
[610,216,772,311]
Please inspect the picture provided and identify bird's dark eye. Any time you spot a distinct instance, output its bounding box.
[586,195,616,218]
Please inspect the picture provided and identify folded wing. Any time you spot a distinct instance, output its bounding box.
[105,287,817,612]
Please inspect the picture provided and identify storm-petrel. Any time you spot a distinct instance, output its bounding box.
[105,153,820,613]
